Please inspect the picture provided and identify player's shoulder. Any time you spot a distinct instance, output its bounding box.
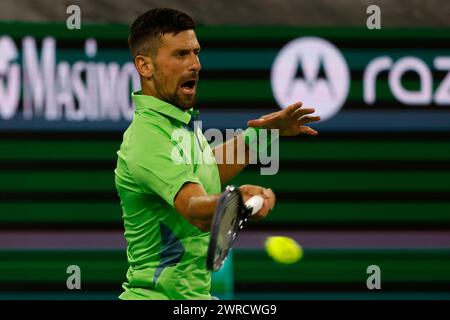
[134,108,170,125]
[130,110,174,138]
[135,109,181,132]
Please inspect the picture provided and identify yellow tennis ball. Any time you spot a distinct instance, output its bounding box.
[265,236,303,264]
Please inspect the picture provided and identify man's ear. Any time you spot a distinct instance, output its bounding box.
[134,55,154,79]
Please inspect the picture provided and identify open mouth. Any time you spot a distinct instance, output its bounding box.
[180,80,196,95]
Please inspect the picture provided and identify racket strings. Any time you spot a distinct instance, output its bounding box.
[207,186,246,271]
[215,194,241,267]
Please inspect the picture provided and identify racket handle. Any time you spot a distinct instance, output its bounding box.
[245,195,264,215]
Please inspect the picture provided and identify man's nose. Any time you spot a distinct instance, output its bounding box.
[189,54,201,73]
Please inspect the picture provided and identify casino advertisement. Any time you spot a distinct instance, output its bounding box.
[1,23,449,131]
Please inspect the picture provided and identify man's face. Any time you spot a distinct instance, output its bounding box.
[151,30,201,110]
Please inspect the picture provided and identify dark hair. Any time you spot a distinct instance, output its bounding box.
[128,8,196,57]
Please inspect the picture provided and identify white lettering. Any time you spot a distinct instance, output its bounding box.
[389,57,432,105]
[364,56,392,104]
[434,57,450,105]
[0,36,20,119]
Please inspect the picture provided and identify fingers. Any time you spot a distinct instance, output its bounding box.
[298,115,321,125]
[291,105,319,135]
[240,185,275,220]
[240,185,275,208]
[247,118,265,127]
[260,111,280,119]
[247,111,281,127]
[286,102,303,116]
[298,125,318,136]
[240,184,265,199]
[263,188,276,210]
[292,107,316,119]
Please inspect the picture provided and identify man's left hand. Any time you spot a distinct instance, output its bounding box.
[247,102,320,136]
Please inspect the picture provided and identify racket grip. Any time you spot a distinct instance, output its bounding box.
[245,195,264,215]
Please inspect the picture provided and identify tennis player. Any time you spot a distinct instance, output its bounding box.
[115,8,320,300]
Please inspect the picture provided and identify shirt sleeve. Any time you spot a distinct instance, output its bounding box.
[126,119,201,207]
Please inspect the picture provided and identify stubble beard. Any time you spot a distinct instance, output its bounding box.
[172,90,196,110]
[154,77,196,111]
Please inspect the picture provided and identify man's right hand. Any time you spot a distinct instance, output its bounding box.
[240,184,276,220]
[174,183,276,232]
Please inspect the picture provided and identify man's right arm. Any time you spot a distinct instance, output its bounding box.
[174,183,276,232]
[174,183,219,232]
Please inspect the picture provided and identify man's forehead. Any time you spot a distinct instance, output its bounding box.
[160,30,200,50]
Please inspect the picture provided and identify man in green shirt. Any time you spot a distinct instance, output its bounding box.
[115,8,320,300]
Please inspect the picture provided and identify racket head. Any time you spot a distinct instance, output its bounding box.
[207,185,247,272]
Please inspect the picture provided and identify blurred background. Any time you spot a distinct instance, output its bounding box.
[0,0,449,300]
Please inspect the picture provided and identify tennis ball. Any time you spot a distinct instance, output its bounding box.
[265,236,303,264]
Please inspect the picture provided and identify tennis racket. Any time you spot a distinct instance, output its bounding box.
[206,185,264,272]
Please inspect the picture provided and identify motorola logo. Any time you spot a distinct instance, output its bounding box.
[271,37,350,121]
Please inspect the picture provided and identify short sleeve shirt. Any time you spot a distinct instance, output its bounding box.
[115,91,221,300]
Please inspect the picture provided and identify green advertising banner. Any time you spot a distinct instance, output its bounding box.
[1,22,450,131]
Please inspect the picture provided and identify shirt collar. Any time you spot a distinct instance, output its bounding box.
[132,90,198,125]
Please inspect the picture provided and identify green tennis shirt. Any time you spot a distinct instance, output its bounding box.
[114,91,221,300]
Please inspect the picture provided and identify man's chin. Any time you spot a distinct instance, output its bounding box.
[174,96,196,110]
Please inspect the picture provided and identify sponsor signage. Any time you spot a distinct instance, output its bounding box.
[1,23,449,131]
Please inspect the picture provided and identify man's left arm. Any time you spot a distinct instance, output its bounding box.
[213,102,321,184]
